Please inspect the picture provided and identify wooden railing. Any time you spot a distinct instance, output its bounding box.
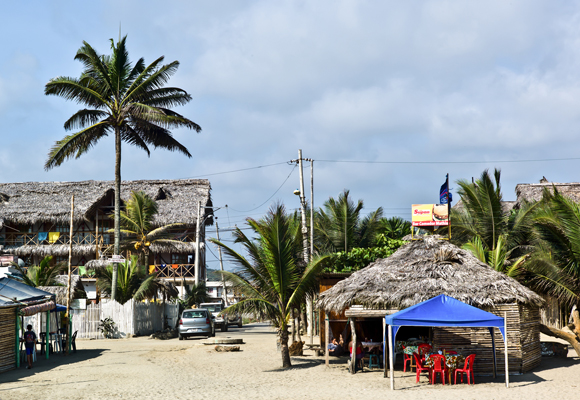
[69,264,199,279]
[0,232,112,247]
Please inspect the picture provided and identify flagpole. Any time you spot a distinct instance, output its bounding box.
[447,173,451,240]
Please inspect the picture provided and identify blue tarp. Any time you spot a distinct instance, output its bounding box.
[384,294,506,339]
[383,294,509,389]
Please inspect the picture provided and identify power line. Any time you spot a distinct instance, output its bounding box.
[179,162,289,179]
[227,164,298,213]
[317,157,580,165]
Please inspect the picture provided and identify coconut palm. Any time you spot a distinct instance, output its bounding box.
[44,35,201,301]
[116,190,187,266]
[452,169,536,275]
[210,203,330,368]
[94,255,159,305]
[11,256,66,287]
[377,216,411,240]
[314,190,383,254]
[180,282,209,309]
[526,188,580,355]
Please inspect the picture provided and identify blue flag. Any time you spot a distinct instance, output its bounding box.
[440,180,452,204]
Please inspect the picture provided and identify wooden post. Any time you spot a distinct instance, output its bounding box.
[389,324,394,390]
[504,312,509,388]
[66,194,74,355]
[95,209,99,259]
[325,312,329,367]
[45,310,49,360]
[383,317,387,378]
[350,318,356,374]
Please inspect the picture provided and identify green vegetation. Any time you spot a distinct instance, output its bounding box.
[324,235,405,273]
[11,256,66,287]
[210,203,330,368]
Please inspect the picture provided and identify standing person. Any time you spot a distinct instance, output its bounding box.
[23,324,37,369]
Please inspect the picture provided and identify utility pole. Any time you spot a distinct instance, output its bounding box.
[194,201,201,287]
[292,150,315,344]
[215,218,228,306]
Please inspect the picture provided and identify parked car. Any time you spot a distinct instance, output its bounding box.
[178,308,215,339]
[199,302,242,331]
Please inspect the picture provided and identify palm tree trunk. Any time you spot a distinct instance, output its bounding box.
[280,325,292,368]
[291,308,296,343]
[112,126,122,301]
[540,305,580,357]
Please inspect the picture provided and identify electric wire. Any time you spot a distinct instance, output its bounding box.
[227,164,297,213]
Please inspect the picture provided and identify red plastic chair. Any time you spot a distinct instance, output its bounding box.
[402,346,412,372]
[429,354,448,385]
[446,350,458,355]
[454,354,476,384]
[413,352,431,383]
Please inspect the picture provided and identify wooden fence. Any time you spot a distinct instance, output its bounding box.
[70,300,179,339]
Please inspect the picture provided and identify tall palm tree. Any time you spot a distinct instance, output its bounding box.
[117,190,187,266]
[314,189,383,254]
[94,255,159,305]
[526,188,580,355]
[44,35,201,301]
[210,203,330,368]
[452,169,536,275]
[11,256,66,287]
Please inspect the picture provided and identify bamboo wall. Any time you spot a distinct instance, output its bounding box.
[432,304,541,375]
[0,307,17,374]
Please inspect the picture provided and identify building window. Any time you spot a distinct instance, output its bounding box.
[171,254,188,264]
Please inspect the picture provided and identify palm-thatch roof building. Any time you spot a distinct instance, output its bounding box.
[0,179,213,300]
[317,236,545,375]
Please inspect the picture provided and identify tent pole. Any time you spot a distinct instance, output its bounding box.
[389,324,394,390]
[349,318,357,374]
[383,317,387,378]
[491,328,497,379]
[325,312,329,367]
[504,312,509,388]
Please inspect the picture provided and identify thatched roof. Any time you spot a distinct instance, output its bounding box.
[317,236,544,313]
[453,199,516,214]
[2,244,95,257]
[0,179,213,229]
[515,181,580,206]
[37,275,87,304]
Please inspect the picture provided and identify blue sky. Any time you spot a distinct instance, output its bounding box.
[2,1,580,268]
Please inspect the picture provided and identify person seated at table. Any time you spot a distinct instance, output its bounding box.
[348,340,364,371]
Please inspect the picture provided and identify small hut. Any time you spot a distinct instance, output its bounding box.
[317,236,545,374]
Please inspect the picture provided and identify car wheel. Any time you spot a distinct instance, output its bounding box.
[224,323,228,332]
[211,327,215,337]
[238,321,243,328]
[220,323,226,332]
[178,333,183,340]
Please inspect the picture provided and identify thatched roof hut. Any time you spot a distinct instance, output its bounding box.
[515,180,580,206]
[0,179,213,229]
[317,236,544,313]
[317,236,545,374]
[37,275,87,304]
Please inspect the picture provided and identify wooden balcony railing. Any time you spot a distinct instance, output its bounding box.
[0,232,111,247]
[70,264,199,279]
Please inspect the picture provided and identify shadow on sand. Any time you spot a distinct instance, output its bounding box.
[0,348,105,389]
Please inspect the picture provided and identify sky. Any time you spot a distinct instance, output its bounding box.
[2,1,580,269]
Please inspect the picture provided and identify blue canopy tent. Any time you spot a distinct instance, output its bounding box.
[383,294,509,389]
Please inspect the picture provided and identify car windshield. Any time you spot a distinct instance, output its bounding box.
[183,311,206,319]
[202,305,222,313]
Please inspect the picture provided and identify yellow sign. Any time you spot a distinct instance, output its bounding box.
[411,204,449,226]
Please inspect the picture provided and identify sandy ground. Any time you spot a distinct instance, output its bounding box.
[0,323,578,400]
